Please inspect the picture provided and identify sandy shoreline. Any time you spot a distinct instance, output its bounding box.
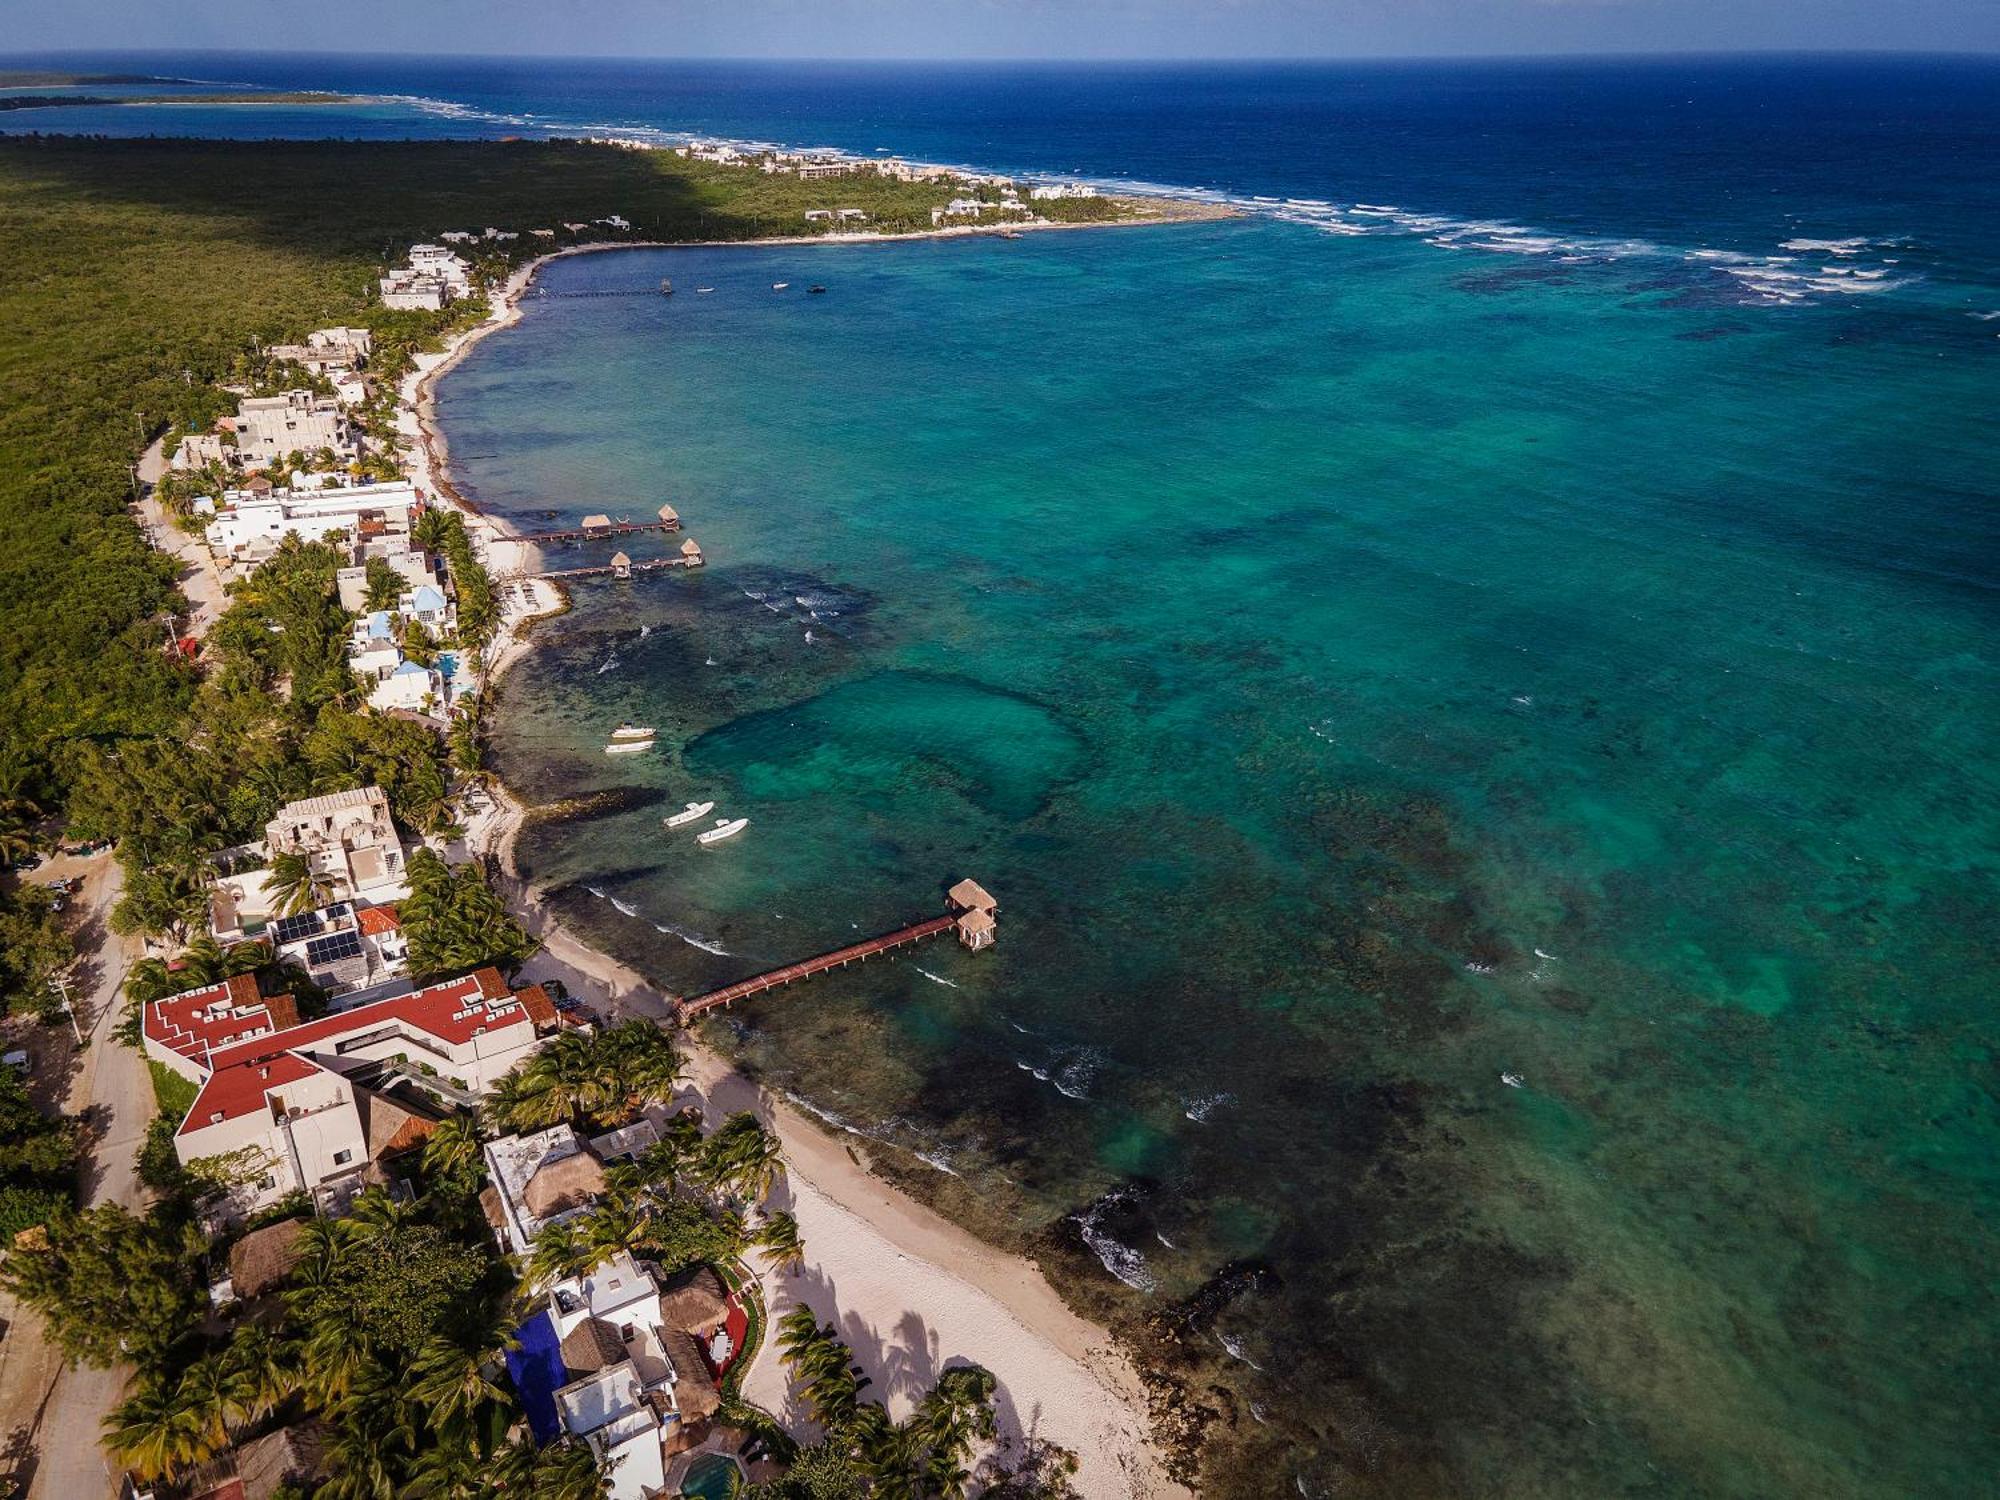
[418,235,1187,1497]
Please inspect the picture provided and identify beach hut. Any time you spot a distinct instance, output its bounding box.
[521,1151,607,1219]
[657,503,680,528]
[581,513,613,534]
[679,537,704,566]
[610,550,633,579]
[559,1317,628,1376]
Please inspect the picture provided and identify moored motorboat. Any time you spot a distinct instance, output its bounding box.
[605,737,655,755]
[697,817,749,844]
[610,723,656,740]
[665,800,716,828]
[772,282,790,290]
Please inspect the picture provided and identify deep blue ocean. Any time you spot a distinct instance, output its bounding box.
[11,51,1998,1499]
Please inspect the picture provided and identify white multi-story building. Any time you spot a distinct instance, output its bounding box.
[265,785,410,903]
[203,479,419,563]
[143,968,557,1221]
[1031,181,1099,200]
[407,243,474,293]
[267,326,373,374]
[234,390,355,467]
[369,658,444,714]
[379,270,451,311]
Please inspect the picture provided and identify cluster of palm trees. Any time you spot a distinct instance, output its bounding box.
[123,934,271,1007]
[482,1020,686,1134]
[103,1186,607,1499]
[765,1305,999,1500]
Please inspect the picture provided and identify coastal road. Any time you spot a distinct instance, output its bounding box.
[0,858,152,1500]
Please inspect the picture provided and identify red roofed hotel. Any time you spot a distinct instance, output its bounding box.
[143,967,556,1220]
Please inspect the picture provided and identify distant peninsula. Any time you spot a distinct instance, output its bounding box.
[0,89,348,111]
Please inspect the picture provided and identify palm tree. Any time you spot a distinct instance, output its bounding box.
[222,1323,301,1422]
[523,1219,593,1287]
[301,1316,374,1406]
[267,849,331,917]
[580,1201,648,1266]
[345,1185,420,1239]
[750,1210,807,1274]
[407,1332,515,1445]
[103,1372,214,1482]
[175,1349,255,1448]
[701,1113,786,1204]
[598,1021,683,1113]
[421,1113,484,1184]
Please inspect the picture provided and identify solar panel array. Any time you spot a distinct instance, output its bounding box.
[272,911,331,946]
[305,931,364,967]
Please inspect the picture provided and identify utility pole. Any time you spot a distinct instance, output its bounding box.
[50,971,84,1048]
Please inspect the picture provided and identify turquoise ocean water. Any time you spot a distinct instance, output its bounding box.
[446,223,1997,1497]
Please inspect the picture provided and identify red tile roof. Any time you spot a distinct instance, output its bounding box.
[515,983,556,1027]
[355,904,401,936]
[172,967,536,1137]
[143,975,295,1069]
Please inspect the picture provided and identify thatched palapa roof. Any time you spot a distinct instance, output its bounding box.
[659,1326,721,1422]
[657,1265,731,1335]
[228,1217,305,1300]
[234,1421,327,1500]
[522,1149,608,1218]
[947,878,997,913]
[560,1316,628,1376]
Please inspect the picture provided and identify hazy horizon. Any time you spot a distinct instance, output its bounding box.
[6,0,1996,64]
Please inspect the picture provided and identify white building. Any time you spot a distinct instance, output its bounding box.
[265,785,410,904]
[235,391,355,467]
[143,968,557,1221]
[203,479,419,563]
[379,270,450,311]
[407,244,474,293]
[265,899,408,998]
[1032,181,1098,200]
[369,658,444,714]
[401,582,453,633]
[267,326,373,374]
[483,1124,608,1256]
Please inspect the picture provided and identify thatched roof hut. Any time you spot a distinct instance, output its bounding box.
[947,878,997,913]
[657,1265,731,1335]
[659,1326,721,1422]
[234,1422,327,1500]
[560,1316,628,1376]
[522,1150,607,1218]
[582,513,613,531]
[658,503,679,524]
[228,1218,305,1300]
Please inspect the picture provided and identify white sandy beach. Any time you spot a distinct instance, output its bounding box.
[423,245,1185,1498]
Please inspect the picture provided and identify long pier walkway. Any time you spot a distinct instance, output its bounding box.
[507,517,681,545]
[673,879,998,1027]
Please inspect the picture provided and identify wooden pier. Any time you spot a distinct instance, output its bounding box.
[505,505,681,546]
[673,878,997,1027]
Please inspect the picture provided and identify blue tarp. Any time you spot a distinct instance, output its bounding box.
[505,1312,566,1445]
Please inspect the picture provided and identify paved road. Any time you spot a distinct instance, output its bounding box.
[0,857,150,1500]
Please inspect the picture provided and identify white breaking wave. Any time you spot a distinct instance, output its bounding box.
[1183,1090,1234,1122]
[1073,1199,1157,1293]
[651,920,729,956]
[596,655,620,675]
[914,967,959,988]
[609,897,639,918]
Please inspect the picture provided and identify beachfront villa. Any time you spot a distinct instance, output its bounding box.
[484,1122,741,1499]
[170,431,232,472]
[202,478,420,564]
[233,390,356,468]
[335,539,440,613]
[369,657,445,714]
[142,967,558,1222]
[265,785,411,903]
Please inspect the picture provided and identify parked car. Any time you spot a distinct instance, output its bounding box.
[2,1050,29,1075]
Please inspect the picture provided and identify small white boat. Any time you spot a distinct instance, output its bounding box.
[697,286,716,293]
[1501,1073,1525,1089]
[605,738,655,755]
[610,723,656,741]
[697,817,749,845]
[665,800,716,828]
[772,282,789,290]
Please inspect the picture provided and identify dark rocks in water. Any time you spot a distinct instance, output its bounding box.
[526,783,668,825]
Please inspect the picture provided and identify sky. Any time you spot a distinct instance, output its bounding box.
[6,0,1997,61]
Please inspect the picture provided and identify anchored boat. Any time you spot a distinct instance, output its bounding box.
[665,800,716,829]
[772,282,789,290]
[610,723,656,741]
[697,817,749,845]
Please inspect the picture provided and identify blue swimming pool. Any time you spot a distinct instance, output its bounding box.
[679,1453,742,1499]
[503,1314,565,1445]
